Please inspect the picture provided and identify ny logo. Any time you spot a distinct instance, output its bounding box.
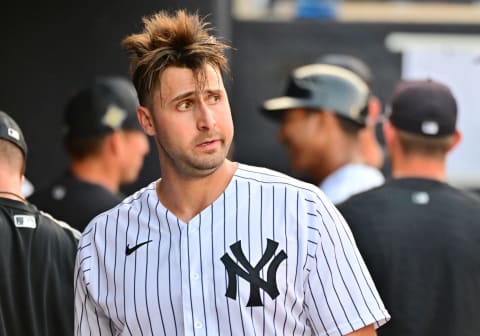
[221,239,287,307]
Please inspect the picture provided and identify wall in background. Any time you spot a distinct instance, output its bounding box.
[0,0,221,194]
[1,1,480,194]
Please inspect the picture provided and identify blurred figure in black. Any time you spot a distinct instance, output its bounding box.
[29,76,150,231]
[338,79,480,336]
[0,110,79,335]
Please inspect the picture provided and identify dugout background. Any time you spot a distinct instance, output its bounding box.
[1,0,479,194]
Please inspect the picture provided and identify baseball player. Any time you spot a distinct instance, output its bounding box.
[261,63,384,204]
[337,79,480,335]
[29,76,150,231]
[316,54,384,170]
[74,10,390,335]
[0,110,80,335]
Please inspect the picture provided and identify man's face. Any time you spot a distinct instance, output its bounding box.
[277,108,322,173]
[140,64,234,178]
[118,130,150,184]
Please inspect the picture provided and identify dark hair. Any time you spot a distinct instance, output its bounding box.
[121,10,231,107]
[335,114,364,137]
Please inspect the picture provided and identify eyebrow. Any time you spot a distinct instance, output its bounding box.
[171,91,195,103]
[170,89,222,103]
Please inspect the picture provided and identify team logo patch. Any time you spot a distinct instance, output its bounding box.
[14,215,37,229]
[221,238,287,307]
[102,104,127,129]
[8,127,20,141]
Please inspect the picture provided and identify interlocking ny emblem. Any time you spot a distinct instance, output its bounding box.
[221,239,287,307]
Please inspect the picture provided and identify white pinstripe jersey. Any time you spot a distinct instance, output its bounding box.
[75,164,390,336]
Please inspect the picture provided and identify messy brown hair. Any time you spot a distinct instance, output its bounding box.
[122,10,231,107]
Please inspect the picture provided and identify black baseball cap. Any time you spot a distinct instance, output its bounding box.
[261,64,370,126]
[63,76,142,140]
[388,79,457,137]
[0,111,27,158]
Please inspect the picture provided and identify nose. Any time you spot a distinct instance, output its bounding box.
[196,100,216,130]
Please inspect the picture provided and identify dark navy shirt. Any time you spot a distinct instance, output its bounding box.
[338,178,480,336]
[29,170,124,232]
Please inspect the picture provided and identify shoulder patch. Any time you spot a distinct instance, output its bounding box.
[14,215,37,229]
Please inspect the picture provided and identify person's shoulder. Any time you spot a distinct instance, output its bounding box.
[235,163,321,195]
[81,180,158,232]
[445,184,480,209]
[28,172,84,205]
[337,180,389,212]
[37,209,82,241]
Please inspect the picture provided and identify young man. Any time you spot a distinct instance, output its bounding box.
[74,10,389,335]
[261,64,384,204]
[338,79,480,335]
[0,110,79,335]
[29,76,150,231]
[316,54,384,170]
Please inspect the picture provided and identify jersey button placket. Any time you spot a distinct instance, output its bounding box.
[186,218,205,335]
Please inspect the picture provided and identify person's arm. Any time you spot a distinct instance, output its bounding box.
[346,324,376,336]
[303,196,390,335]
[74,232,115,335]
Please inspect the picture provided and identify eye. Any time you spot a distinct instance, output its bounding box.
[207,94,220,104]
[177,100,192,111]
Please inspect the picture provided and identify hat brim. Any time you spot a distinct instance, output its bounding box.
[261,96,314,121]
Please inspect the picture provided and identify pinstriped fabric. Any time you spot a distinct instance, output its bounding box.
[74,164,389,336]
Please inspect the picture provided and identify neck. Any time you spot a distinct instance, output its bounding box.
[312,137,364,185]
[70,157,120,193]
[157,160,237,222]
[0,190,26,202]
[0,170,25,202]
[392,156,446,181]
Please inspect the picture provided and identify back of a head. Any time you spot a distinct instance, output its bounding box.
[63,76,142,159]
[0,111,28,174]
[121,10,231,107]
[262,64,370,127]
[388,79,457,138]
[387,79,458,156]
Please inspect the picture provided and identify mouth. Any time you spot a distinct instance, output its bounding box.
[196,138,222,151]
[198,139,218,147]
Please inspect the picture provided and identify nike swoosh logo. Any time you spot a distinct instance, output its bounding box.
[125,240,152,256]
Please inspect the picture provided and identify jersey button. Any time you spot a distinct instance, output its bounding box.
[191,272,199,280]
[194,321,203,329]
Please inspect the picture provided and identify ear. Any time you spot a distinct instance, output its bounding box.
[367,96,381,126]
[106,131,123,156]
[137,106,156,136]
[447,130,462,152]
[382,120,395,146]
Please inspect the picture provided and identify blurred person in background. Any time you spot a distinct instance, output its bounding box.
[0,110,79,335]
[338,79,480,336]
[261,63,384,204]
[29,76,150,231]
[317,53,384,170]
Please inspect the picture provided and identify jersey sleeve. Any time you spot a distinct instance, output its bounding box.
[74,226,116,336]
[303,194,390,336]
